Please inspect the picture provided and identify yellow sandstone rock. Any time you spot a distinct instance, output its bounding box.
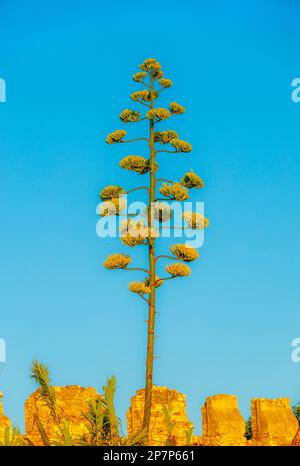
[126,386,193,446]
[0,392,11,442]
[25,385,101,445]
[292,427,300,445]
[0,385,298,447]
[201,394,247,446]
[251,398,298,446]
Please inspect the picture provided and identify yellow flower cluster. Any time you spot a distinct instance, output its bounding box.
[159,78,172,88]
[99,198,127,217]
[154,130,178,144]
[169,102,185,114]
[146,108,170,121]
[119,155,158,175]
[152,202,173,223]
[119,109,141,123]
[182,212,209,230]
[121,235,146,247]
[100,185,125,201]
[121,220,147,246]
[121,220,159,247]
[103,253,131,270]
[130,90,151,102]
[180,171,204,189]
[166,262,191,277]
[133,71,147,82]
[140,58,163,79]
[129,281,151,295]
[170,244,199,262]
[140,58,160,68]
[170,138,192,153]
[159,182,189,201]
[106,129,127,144]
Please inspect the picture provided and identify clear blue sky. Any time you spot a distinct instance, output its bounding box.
[1,0,300,434]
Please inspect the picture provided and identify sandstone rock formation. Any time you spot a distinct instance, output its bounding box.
[25,385,101,445]
[0,392,11,442]
[251,397,298,446]
[0,385,297,446]
[126,386,193,446]
[292,426,300,445]
[201,394,247,446]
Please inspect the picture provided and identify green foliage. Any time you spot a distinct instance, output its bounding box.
[121,429,147,446]
[55,420,74,446]
[102,376,120,444]
[33,413,51,446]
[0,426,26,446]
[292,401,300,425]
[31,360,73,445]
[184,426,194,446]
[162,405,176,446]
[82,375,146,446]
[82,398,106,445]
[244,417,252,440]
[31,359,60,424]
[161,405,194,447]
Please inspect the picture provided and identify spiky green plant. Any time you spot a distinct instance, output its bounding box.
[161,404,194,447]
[31,360,73,445]
[102,376,120,444]
[81,380,146,446]
[54,420,74,446]
[100,57,209,438]
[31,359,60,424]
[161,405,176,446]
[184,426,194,446]
[0,426,26,446]
[81,398,106,445]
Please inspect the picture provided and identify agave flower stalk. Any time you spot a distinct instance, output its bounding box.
[101,58,209,440]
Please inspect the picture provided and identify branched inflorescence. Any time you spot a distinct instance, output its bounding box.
[99,58,209,436]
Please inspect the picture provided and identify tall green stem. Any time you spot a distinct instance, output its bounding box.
[143,77,156,437]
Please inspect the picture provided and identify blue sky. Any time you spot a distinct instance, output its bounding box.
[0,0,300,434]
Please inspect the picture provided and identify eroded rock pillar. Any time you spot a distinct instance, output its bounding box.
[126,386,193,446]
[201,394,247,446]
[251,398,298,446]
